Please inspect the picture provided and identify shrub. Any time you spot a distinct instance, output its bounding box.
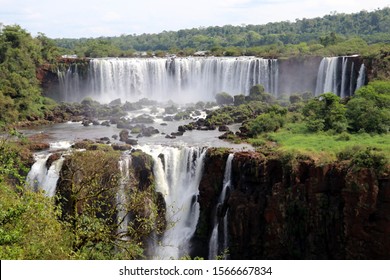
[302,93,347,132]
[215,92,233,106]
[248,111,285,135]
[346,83,390,134]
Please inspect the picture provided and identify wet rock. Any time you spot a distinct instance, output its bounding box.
[112,134,118,140]
[101,120,110,127]
[125,139,138,145]
[82,120,91,126]
[112,143,132,151]
[109,98,121,106]
[142,126,160,137]
[218,131,234,139]
[119,129,129,142]
[165,134,176,139]
[46,153,62,169]
[171,131,184,137]
[28,142,50,151]
[130,114,154,124]
[218,125,230,132]
[163,116,174,122]
[73,139,95,149]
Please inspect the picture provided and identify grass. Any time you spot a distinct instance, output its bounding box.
[251,122,390,163]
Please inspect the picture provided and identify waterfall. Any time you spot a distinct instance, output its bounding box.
[117,153,132,240]
[57,57,279,103]
[315,56,365,97]
[26,153,65,197]
[208,153,234,260]
[58,64,81,102]
[315,57,338,96]
[356,64,366,90]
[340,57,348,98]
[140,145,207,259]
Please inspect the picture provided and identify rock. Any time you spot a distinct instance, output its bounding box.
[130,114,154,124]
[73,139,95,149]
[160,123,168,126]
[218,125,230,132]
[119,129,129,142]
[112,134,118,140]
[29,142,50,151]
[82,120,91,126]
[109,98,122,106]
[101,120,110,127]
[110,117,119,125]
[142,126,159,137]
[46,153,62,169]
[163,116,174,122]
[165,134,176,139]
[171,131,184,136]
[111,143,132,151]
[178,125,186,132]
[196,118,206,126]
[218,131,234,139]
[125,139,138,145]
[100,137,110,142]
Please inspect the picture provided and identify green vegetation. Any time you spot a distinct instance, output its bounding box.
[53,8,390,58]
[241,81,390,168]
[208,83,389,171]
[0,135,73,259]
[0,25,58,127]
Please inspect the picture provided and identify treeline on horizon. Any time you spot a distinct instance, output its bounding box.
[53,7,390,57]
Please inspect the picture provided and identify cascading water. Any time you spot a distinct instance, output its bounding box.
[117,153,132,240]
[58,64,81,102]
[26,153,65,197]
[315,56,366,97]
[356,64,366,89]
[208,153,234,260]
[57,57,279,103]
[140,145,207,259]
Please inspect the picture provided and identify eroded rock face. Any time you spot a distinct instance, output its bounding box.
[196,150,390,260]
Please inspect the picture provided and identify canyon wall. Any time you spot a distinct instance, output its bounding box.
[196,149,390,259]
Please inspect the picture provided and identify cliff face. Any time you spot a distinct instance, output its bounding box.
[196,150,390,259]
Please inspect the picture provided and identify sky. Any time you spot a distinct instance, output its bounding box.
[0,0,389,38]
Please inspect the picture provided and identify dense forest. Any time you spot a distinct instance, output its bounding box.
[54,7,390,57]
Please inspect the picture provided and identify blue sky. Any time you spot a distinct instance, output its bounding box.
[0,0,388,38]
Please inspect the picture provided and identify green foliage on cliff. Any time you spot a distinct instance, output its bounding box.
[0,25,58,127]
[0,137,73,259]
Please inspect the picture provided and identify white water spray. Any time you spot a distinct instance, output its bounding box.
[26,153,65,197]
[208,153,234,260]
[58,57,279,103]
[140,145,207,259]
[117,153,132,239]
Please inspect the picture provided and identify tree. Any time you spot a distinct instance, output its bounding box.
[346,81,390,133]
[0,24,56,125]
[302,93,347,133]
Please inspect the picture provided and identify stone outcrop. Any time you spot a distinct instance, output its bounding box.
[196,150,390,259]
